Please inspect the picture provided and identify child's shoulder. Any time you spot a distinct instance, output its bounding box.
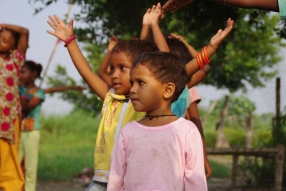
[175,118,199,133]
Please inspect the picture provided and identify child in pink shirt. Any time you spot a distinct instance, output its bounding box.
[107,52,208,191]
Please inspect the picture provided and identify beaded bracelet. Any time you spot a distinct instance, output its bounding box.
[64,35,77,47]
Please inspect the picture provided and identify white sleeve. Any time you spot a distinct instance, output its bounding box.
[107,131,126,191]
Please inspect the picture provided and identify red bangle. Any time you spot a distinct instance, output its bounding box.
[202,46,210,63]
[64,35,76,47]
[196,53,204,69]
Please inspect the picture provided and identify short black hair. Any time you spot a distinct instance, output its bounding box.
[111,39,158,63]
[132,51,188,102]
[24,60,43,79]
[166,37,193,65]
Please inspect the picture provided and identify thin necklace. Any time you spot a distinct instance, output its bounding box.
[145,114,176,120]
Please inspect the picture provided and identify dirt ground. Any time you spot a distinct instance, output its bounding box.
[36,178,232,191]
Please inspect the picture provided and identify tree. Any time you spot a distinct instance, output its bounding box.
[214,95,256,148]
[31,0,285,112]
[46,43,105,116]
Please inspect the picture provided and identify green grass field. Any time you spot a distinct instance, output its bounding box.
[37,110,273,180]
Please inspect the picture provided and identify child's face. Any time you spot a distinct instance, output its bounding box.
[109,52,132,95]
[0,30,15,53]
[130,64,164,112]
[19,66,36,85]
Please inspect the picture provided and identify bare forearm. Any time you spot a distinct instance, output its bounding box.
[67,41,109,99]
[187,65,210,88]
[151,24,170,52]
[140,25,151,40]
[210,0,279,11]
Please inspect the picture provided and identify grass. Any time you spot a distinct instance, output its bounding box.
[38,109,274,180]
[38,111,100,180]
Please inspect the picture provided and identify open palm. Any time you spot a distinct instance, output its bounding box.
[209,18,234,49]
[47,15,74,42]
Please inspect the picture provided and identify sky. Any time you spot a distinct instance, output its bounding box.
[1,0,285,116]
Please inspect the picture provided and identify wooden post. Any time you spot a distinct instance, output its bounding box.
[215,95,230,148]
[231,155,239,187]
[39,4,73,87]
[274,144,285,191]
[276,78,280,119]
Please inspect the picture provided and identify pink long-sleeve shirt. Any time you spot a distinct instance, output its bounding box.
[107,118,207,191]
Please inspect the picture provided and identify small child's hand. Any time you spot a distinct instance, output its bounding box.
[209,18,234,50]
[162,0,194,13]
[169,33,189,46]
[150,3,164,26]
[47,15,74,42]
[108,36,119,52]
[142,7,153,26]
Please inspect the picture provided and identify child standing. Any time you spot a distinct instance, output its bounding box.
[107,52,207,191]
[47,5,233,190]
[18,60,45,191]
[0,23,29,191]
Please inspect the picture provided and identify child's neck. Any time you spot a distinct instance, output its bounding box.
[0,53,9,59]
[139,107,178,127]
[23,81,36,89]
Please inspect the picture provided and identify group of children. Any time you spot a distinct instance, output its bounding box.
[47,2,233,191]
[0,23,86,191]
[1,0,283,190]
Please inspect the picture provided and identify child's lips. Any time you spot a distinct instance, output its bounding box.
[130,98,139,103]
[113,83,121,88]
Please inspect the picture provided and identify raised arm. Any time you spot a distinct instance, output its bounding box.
[186,97,212,178]
[44,85,86,94]
[140,7,153,40]
[185,18,233,77]
[150,3,170,52]
[162,0,278,13]
[47,15,109,100]
[98,36,118,86]
[211,0,278,11]
[2,24,29,56]
[168,33,211,87]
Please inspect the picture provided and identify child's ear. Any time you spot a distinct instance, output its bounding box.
[163,82,175,99]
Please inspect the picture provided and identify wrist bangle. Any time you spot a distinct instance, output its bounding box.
[64,35,76,47]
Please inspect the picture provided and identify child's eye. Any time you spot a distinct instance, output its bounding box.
[121,66,126,71]
[139,81,144,85]
[130,81,134,86]
[110,66,115,72]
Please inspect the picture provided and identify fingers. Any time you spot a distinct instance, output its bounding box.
[46,30,55,36]
[68,18,74,30]
[151,4,156,13]
[47,20,56,30]
[48,15,59,26]
[146,8,151,14]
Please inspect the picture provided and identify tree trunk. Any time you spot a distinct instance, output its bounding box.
[215,95,230,148]
[245,112,253,164]
[202,99,218,127]
[245,112,253,149]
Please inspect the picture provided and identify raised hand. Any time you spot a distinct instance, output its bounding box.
[150,3,164,26]
[47,15,74,42]
[209,18,234,49]
[142,6,154,26]
[108,35,119,52]
[162,0,194,13]
[169,33,189,46]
